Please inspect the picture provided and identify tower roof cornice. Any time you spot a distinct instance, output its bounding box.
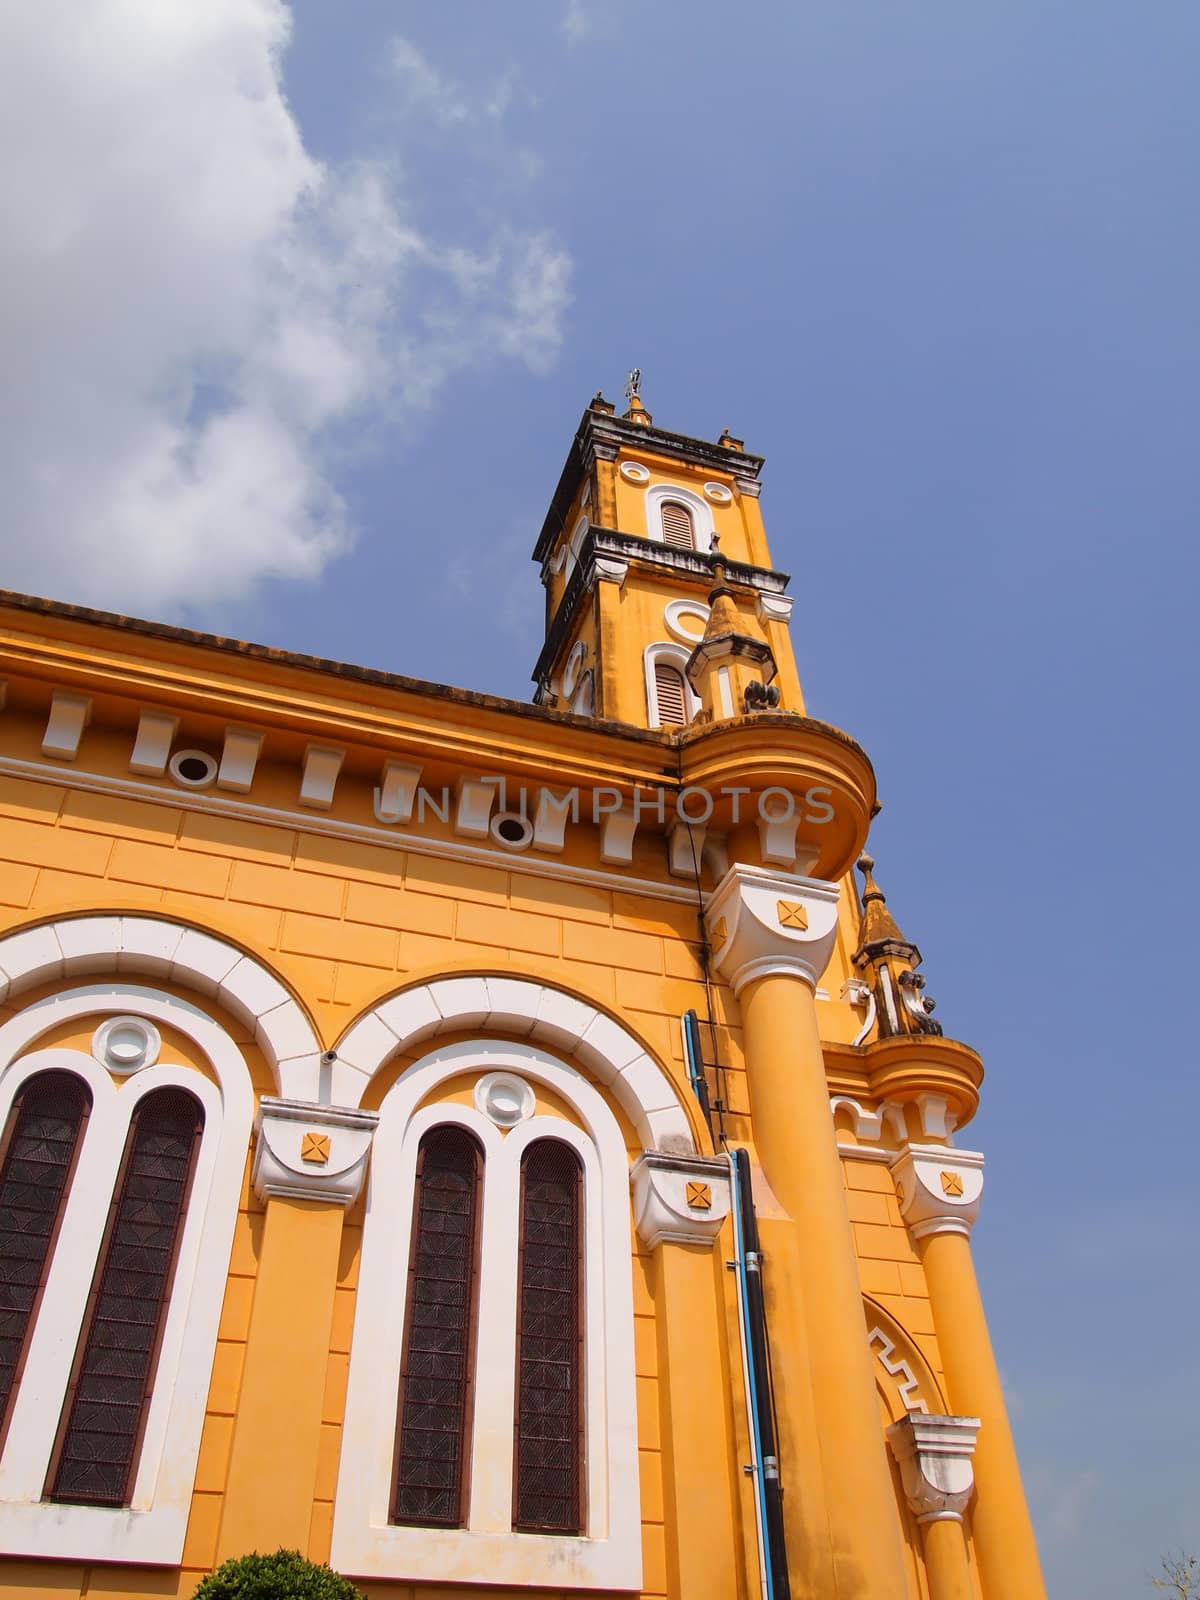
[533,404,765,564]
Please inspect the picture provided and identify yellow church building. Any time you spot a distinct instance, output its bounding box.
[0,390,1045,1600]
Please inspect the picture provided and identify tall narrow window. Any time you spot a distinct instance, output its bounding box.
[48,1087,203,1507]
[0,1072,91,1443]
[392,1126,483,1527]
[514,1139,583,1535]
[653,661,689,727]
[660,500,695,550]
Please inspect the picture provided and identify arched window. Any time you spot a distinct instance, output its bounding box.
[48,1086,203,1507]
[392,1126,483,1528]
[514,1139,583,1535]
[652,661,689,727]
[0,1072,92,1446]
[660,500,695,550]
[332,1039,643,1590]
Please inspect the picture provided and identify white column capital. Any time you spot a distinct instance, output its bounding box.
[886,1413,980,1523]
[705,863,841,995]
[252,1097,379,1208]
[630,1152,732,1248]
[890,1144,985,1240]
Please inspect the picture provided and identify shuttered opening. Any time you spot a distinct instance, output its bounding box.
[660,501,695,550]
[513,1139,583,1535]
[392,1126,483,1528]
[48,1086,203,1507]
[0,1072,92,1446]
[654,662,689,727]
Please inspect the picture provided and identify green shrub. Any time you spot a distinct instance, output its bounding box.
[191,1548,366,1600]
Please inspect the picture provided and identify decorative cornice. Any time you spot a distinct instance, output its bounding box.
[533,526,788,687]
[705,863,841,995]
[890,1144,985,1240]
[534,406,765,564]
[252,1096,379,1208]
[629,1151,732,1248]
[886,1414,980,1524]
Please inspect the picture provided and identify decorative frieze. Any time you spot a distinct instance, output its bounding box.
[252,1097,379,1208]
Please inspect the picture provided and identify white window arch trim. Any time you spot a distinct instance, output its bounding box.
[644,641,702,729]
[330,975,700,1156]
[643,482,716,553]
[331,1039,641,1591]
[0,915,321,1098]
[0,984,253,1564]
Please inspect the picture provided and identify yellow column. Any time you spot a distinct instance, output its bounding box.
[219,1197,344,1557]
[218,1097,378,1560]
[886,1413,980,1600]
[922,1515,975,1600]
[707,869,909,1600]
[631,1154,744,1600]
[891,1148,1046,1600]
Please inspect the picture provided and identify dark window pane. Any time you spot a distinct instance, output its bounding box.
[0,1072,91,1437]
[48,1087,202,1507]
[391,1127,482,1528]
[514,1139,583,1534]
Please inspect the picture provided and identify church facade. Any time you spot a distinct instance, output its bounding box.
[0,394,1045,1599]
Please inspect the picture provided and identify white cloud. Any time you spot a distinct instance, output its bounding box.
[0,2,570,618]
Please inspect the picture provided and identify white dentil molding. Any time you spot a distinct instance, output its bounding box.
[630,1151,732,1248]
[705,863,841,995]
[886,1414,980,1524]
[890,1144,985,1240]
[252,1096,379,1207]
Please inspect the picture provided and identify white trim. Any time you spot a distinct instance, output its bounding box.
[0,913,321,1100]
[0,985,253,1563]
[643,642,701,730]
[643,483,716,553]
[332,976,696,1154]
[331,1041,641,1590]
[0,757,702,908]
[663,598,710,645]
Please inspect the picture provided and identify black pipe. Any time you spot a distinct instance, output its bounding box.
[682,1009,714,1134]
[732,1147,791,1600]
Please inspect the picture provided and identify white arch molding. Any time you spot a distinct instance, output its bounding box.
[332,976,698,1153]
[0,914,321,1096]
[643,481,716,552]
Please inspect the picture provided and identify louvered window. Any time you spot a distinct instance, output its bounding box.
[653,661,689,727]
[513,1139,583,1535]
[392,1126,483,1528]
[48,1087,203,1507]
[660,501,695,550]
[0,1072,91,1444]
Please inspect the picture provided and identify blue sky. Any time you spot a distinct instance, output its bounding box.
[4,3,1199,1592]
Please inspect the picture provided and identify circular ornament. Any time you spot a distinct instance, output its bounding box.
[474,1071,535,1128]
[168,748,218,789]
[620,461,650,484]
[664,599,711,644]
[93,1015,161,1075]
[562,639,587,699]
[703,482,733,504]
[490,811,534,851]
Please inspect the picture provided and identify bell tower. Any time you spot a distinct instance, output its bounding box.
[530,378,803,728]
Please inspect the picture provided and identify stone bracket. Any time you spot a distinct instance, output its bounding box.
[630,1151,731,1248]
[890,1144,984,1239]
[705,863,841,995]
[886,1413,980,1523]
[252,1096,379,1208]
